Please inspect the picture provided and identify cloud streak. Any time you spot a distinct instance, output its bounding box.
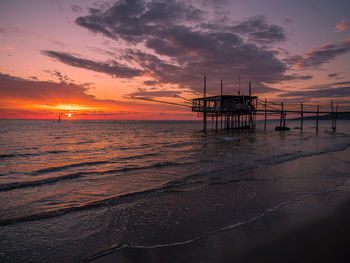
[42,50,143,78]
[292,38,350,69]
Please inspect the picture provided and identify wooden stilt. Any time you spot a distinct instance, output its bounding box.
[264,99,267,131]
[280,102,283,127]
[203,75,207,132]
[331,100,334,131]
[300,102,304,131]
[316,104,319,132]
[334,103,338,131]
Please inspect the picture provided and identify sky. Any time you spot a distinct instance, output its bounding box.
[0,0,350,119]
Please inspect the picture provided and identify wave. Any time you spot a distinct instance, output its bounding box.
[2,140,349,226]
[31,161,110,175]
[0,150,69,159]
[0,153,39,159]
[0,182,176,226]
[0,172,85,192]
[1,160,196,193]
[258,142,350,166]
[0,159,203,225]
[118,153,159,160]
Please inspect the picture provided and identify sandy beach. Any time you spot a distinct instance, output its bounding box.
[88,147,350,263]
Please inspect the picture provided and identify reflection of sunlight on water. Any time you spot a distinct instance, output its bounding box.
[0,120,350,220]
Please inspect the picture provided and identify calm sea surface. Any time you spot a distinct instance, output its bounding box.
[1,119,350,262]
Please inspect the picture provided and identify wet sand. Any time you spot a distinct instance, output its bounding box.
[89,195,350,263]
[88,148,350,263]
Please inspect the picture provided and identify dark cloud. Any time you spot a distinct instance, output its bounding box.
[279,79,350,102]
[71,4,83,13]
[280,86,350,99]
[47,70,73,83]
[38,0,301,95]
[328,73,339,78]
[143,80,158,85]
[283,18,293,24]
[127,90,181,98]
[229,15,286,44]
[0,26,21,34]
[281,74,313,81]
[329,80,350,86]
[293,38,350,69]
[42,50,143,78]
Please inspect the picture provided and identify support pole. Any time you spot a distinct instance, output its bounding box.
[316,104,319,132]
[249,82,251,96]
[238,74,240,95]
[279,102,286,128]
[280,102,283,127]
[331,100,334,131]
[300,102,304,131]
[203,75,207,132]
[264,99,267,131]
[335,103,338,131]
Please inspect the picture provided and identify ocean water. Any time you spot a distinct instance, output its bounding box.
[0,119,350,262]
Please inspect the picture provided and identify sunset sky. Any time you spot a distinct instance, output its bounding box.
[1,0,349,119]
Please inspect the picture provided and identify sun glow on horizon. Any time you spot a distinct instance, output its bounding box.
[32,103,106,111]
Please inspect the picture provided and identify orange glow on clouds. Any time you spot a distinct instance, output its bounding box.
[31,103,107,112]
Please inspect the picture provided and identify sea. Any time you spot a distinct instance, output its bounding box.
[1,119,350,262]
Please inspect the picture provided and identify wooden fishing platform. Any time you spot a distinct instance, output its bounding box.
[191,76,350,132]
[131,75,350,132]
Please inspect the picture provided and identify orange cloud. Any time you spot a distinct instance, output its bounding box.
[0,73,193,120]
[4,46,14,51]
[335,19,348,32]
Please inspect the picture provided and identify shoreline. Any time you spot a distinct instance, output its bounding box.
[88,188,350,263]
[88,148,350,263]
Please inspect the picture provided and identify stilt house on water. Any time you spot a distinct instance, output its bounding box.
[192,76,258,131]
[192,94,258,130]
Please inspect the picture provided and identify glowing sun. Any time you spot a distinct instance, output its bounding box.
[67,113,72,118]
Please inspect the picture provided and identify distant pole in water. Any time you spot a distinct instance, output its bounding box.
[58,113,61,123]
[238,74,240,95]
